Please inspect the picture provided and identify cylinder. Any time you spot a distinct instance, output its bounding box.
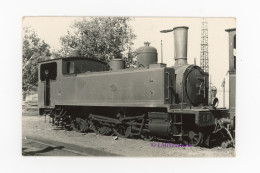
[173,26,189,68]
[109,59,125,70]
[136,43,158,67]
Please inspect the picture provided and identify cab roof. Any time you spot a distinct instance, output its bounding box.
[38,56,108,65]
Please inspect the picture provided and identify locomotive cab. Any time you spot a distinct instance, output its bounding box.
[38,57,109,110]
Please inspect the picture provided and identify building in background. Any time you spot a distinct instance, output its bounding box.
[225,28,236,118]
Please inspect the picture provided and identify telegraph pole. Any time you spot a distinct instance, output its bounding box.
[200,18,209,73]
[200,18,210,104]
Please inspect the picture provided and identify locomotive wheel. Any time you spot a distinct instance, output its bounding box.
[113,125,131,138]
[203,133,211,147]
[90,121,112,135]
[183,131,203,147]
[71,118,88,132]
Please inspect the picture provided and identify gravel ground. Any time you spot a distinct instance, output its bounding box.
[22,111,235,157]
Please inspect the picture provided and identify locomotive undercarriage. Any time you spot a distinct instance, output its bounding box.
[42,106,234,148]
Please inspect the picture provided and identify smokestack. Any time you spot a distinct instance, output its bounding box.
[173,26,189,68]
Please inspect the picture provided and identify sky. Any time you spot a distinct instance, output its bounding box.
[23,17,236,108]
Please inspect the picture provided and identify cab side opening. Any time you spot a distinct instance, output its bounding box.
[40,62,57,106]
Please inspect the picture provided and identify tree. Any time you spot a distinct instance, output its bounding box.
[55,17,136,64]
[22,26,51,91]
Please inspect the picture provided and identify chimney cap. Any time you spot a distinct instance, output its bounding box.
[225,28,236,32]
[173,26,189,30]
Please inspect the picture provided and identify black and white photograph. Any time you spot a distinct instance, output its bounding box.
[22,17,236,157]
[2,0,260,172]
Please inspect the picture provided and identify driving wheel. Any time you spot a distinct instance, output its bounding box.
[183,131,203,147]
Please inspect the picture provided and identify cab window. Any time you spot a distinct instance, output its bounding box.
[66,61,75,74]
[40,62,57,81]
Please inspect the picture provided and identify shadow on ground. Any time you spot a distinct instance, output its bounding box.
[22,146,64,156]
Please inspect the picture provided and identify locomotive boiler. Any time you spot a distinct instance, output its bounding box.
[38,26,234,147]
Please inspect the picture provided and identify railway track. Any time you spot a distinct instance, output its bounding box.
[22,137,120,156]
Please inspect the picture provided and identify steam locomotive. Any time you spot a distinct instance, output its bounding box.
[38,26,235,147]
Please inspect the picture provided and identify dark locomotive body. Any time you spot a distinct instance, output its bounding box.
[38,26,234,147]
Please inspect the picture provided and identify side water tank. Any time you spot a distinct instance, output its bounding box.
[109,59,125,70]
[136,42,158,67]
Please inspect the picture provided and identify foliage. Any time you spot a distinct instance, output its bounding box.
[55,17,136,64]
[22,27,51,91]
